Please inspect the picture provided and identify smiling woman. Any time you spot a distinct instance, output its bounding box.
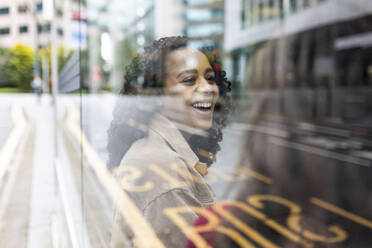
[108,36,231,247]
[107,36,231,169]
[163,47,219,131]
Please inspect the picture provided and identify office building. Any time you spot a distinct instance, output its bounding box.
[225,0,372,121]
[0,0,83,49]
[183,0,224,49]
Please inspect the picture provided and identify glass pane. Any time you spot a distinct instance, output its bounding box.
[0,0,371,247]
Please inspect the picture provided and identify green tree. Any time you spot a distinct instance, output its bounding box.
[39,45,74,92]
[58,46,74,72]
[0,47,11,86]
[6,43,34,90]
[39,45,74,76]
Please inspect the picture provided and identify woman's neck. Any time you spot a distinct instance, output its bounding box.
[180,130,192,141]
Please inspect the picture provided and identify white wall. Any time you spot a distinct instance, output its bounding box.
[224,0,372,51]
[0,0,74,48]
[154,0,184,39]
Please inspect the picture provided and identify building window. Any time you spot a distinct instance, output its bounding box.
[242,0,284,28]
[18,5,28,13]
[38,24,50,33]
[184,0,216,5]
[186,8,223,22]
[0,7,9,15]
[258,2,264,22]
[36,3,42,12]
[268,0,275,19]
[279,0,284,18]
[19,26,28,33]
[303,0,310,8]
[0,28,10,35]
[185,23,223,37]
[57,9,63,17]
[242,0,256,28]
[58,28,63,36]
[290,0,297,13]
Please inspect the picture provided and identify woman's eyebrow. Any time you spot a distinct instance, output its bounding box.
[176,69,198,79]
[204,68,214,74]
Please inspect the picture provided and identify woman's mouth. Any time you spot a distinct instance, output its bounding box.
[191,101,213,115]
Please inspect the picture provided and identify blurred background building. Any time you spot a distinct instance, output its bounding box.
[225,0,372,124]
[81,0,371,127]
[1,0,370,125]
[0,0,83,49]
[0,0,85,90]
[183,0,224,49]
[85,0,225,91]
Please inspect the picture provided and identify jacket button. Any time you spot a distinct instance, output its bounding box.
[194,162,208,176]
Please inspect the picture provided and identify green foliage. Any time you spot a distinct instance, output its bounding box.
[116,37,137,69]
[0,43,75,91]
[58,46,74,72]
[0,87,23,93]
[6,43,34,90]
[40,45,74,75]
[39,46,50,74]
[0,47,11,86]
[107,37,137,91]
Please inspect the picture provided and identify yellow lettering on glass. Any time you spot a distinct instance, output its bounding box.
[239,167,272,184]
[246,195,312,247]
[209,168,236,181]
[172,163,208,185]
[210,167,272,184]
[164,206,254,248]
[149,164,188,189]
[311,197,372,230]
[117,166,154,192]
[213,201,279,248]
[248,195,347,243]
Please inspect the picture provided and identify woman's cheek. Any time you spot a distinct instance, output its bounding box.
[183,89,194,103]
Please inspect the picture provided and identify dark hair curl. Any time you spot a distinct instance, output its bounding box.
[107,36,231,170]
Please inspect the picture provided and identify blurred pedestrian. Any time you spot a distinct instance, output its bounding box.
[31,76,42,101]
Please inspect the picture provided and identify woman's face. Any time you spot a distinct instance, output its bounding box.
[162,47,219,131]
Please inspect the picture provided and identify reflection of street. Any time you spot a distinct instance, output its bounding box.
[0,96,33,247]
[0,106,11,149]
[0,95,26,148]
[212,111,372,247]
[71,94,372,247]
[0,94,371,247]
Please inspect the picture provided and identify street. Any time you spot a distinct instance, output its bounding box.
[0,93,371,247]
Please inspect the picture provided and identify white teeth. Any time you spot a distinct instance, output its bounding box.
[192,102,212,108]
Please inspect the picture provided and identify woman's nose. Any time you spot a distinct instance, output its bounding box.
[197,76,216,93]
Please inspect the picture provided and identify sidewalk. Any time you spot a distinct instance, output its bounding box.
[0,112,34,248]
[26,97,57,248]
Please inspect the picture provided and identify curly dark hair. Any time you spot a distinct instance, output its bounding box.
[107,36,232,170]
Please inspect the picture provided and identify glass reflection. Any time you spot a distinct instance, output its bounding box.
[66,0,372,247]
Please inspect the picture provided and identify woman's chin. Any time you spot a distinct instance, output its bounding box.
[189,107,215,130]
[192,119,213,131]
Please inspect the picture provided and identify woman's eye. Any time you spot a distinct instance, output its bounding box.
[182,77,196,85]
[206,75,216,82]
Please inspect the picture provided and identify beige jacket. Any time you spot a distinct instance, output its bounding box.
[110,114,215,248]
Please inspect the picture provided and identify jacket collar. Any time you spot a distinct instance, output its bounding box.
[149,114,200,169]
